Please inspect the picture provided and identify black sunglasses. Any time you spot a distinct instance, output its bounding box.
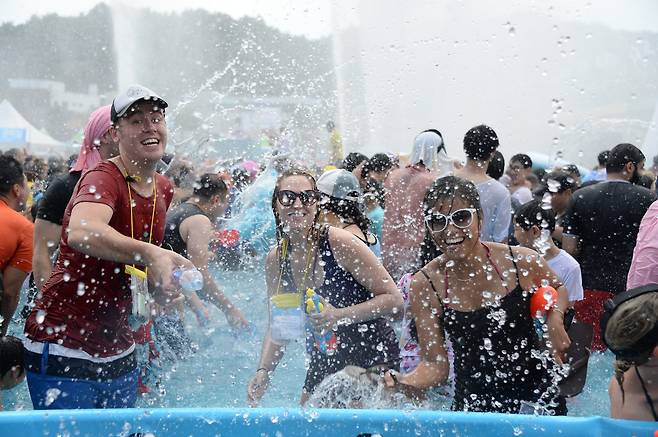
[276,190,319,207]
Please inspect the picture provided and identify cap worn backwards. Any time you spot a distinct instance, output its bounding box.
[111,84,168,123]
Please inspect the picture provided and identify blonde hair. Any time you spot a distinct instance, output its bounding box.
[605,292,658,402]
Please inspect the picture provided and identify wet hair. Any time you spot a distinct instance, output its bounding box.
[320,196,371,239]
[598,150,611,167]
[604,292,658,402]
[421,129,446,154]
[463,125,499,161]
[271,168,320,245]
[342,152,368,172]
[560,164,580,178]
[636,173,655,190]
[0,156,24,195]
[365,153,393,174]
[533,167,547,182]
[193,173,227,200]
[486,151,505,180]
[511,154,532,169]
[168,162,194,188]
[231,167,251,191]
[0,336,24,378]
[606,143,645,173]
[545,170,576,193]
[514,199,556,233]
[419,176,482,266]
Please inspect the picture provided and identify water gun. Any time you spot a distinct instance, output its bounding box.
[305,288,337,355]
[530,285,558,338]
[530,285,558,320]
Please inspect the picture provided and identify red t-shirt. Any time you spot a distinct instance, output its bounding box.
[25,161,173,358]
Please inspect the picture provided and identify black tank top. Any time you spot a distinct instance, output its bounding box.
[280,227,399,366]
[163,203,208,257]
[422,244,556,413]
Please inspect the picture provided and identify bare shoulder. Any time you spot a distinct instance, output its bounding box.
[507,244,545,268]
[183,213,212,228]
[412,256,446,289]
[327,225,366,248]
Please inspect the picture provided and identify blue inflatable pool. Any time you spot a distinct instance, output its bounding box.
[0,408,655,436]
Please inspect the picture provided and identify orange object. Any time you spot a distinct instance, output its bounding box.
[530,285,558,319]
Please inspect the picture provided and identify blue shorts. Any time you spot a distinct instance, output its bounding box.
[24,343,138,410]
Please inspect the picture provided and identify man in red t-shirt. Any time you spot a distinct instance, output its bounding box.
[0,156,32,336]
[23,85,194,410]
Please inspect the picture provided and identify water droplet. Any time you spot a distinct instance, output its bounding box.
[483,338,492,351]
[44,388,61,407]
[77,282,86,296]
[36,309,46,324]
[63,273,71,282]
[88,185,97,194]
[446,260,455,268]
[46,240,56,248]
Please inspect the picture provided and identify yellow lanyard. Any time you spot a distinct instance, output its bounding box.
[275,236,316,296]
[120,162,157,279]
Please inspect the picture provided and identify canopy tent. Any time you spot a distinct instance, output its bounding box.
[0,99,65,157]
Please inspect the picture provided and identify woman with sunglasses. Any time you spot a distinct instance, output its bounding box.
[247,169,402,406]
[385,176,571,415]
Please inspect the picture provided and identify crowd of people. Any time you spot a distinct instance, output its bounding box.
[0,84,656,422]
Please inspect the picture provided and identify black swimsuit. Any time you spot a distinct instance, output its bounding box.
[421,244,565,414]
[281,227,399,394]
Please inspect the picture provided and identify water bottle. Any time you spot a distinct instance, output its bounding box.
[172,267,204,295]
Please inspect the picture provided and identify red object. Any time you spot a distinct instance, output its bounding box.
[215,229,240,248]
[24,162,174,358]
[530,285,558,319]
[575,289,615,351]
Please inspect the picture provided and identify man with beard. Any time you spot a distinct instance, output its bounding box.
[563,143,656,351]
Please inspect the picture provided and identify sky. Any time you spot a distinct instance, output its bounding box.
[0,0,333,39]
[2,0,658,39]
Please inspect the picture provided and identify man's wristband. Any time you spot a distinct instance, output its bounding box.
[256,367,270,373]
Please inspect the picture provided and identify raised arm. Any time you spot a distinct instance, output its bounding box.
[517,247,571,362]
[321,227,403,326]
[392,271,450,392]
[182,215,248,328]
[68,202,192,293]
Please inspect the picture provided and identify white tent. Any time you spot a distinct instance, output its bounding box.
[0,99,65,157]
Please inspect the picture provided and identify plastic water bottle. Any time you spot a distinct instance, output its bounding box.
[172,267,204,295]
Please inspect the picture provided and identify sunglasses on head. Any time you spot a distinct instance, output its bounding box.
[276,190,319,207]
[425,208,476,233]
